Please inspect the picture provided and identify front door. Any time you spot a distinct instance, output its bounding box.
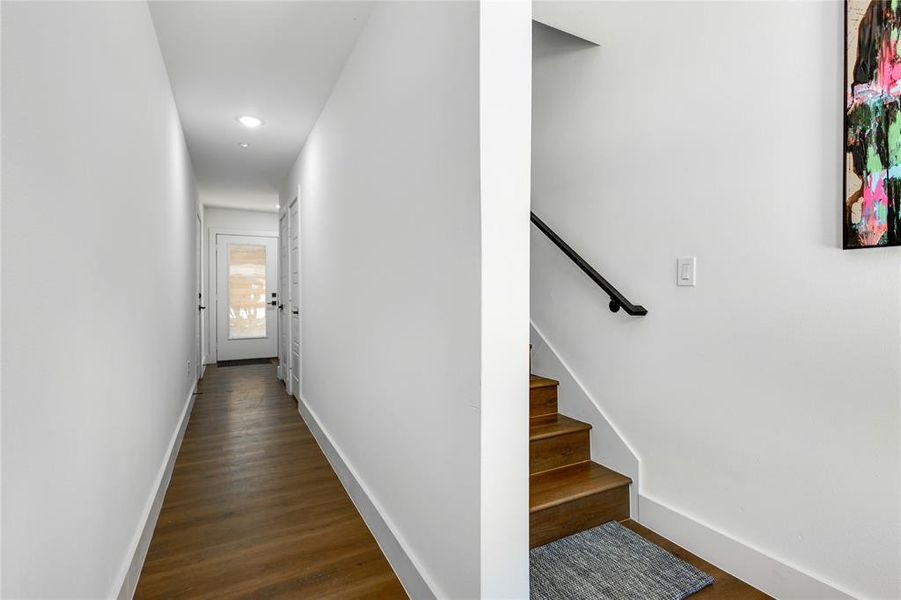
[215,234,278,361]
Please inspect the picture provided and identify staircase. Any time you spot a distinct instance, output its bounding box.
[529,375,632,548]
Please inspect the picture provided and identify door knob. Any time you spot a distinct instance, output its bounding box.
[292,309,299,315]
[198,305,206,310]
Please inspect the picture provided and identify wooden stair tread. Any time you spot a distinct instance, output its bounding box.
[530,461,631,513]
[529,414,591,441]
[530,375,558,389]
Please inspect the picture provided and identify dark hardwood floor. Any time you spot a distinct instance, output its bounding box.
[135,364,407,599]
[137,364,766,599]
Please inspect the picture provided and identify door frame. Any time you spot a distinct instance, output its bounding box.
[277,211,289,384]
[208,227,280,363]
[195,212,205,380]
[288,192,301,399]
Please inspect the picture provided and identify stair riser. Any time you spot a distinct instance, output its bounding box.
[530,385,558,418]
[530,431,589,474]
[529,486,630,548]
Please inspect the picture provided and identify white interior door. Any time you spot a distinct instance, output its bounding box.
[215,234,278,361]
[290,198,301,396]
[278,212,289,385]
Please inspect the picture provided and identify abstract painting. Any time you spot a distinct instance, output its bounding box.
[845,0,901,248]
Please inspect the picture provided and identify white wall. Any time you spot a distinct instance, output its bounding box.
[1,2,199,597]
[479,2,532,598]
[280,2,492,596]
[201,206,279,363]
[531,4,901,599]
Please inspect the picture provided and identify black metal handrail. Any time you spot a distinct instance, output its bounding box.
[531,211,647,316]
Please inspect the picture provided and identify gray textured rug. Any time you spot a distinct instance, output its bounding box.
[530,521,714,600]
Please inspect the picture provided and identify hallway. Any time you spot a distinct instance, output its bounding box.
[135,364,406,599]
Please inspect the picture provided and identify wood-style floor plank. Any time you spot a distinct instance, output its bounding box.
[620,519,773,600]
[135,364,407,599]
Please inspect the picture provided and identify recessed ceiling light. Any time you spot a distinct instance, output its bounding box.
[276,204,280,209]
[238,142,249,148]
[237,115,263,128]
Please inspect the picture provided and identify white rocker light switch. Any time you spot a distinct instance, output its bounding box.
[677,257,696,287]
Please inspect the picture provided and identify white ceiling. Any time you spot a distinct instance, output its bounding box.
[149,1,372,211]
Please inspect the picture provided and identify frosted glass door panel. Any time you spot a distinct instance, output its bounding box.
[228,244,267,339]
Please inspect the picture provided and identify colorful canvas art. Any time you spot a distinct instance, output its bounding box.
[845,0,901,248]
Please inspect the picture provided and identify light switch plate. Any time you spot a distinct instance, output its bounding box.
[677,256,696,286]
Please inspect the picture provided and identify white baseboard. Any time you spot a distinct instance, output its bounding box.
[113,383,197,600]
[296,394,437,600]
[638,494,857,600]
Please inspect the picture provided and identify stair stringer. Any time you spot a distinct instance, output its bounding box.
[530,321,641,519]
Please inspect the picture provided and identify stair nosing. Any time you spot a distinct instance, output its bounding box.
[530,409,557,419]
[530,376,559,389]
[529,464,632,513]
[529,416,591,441]
[529,458,593,478]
